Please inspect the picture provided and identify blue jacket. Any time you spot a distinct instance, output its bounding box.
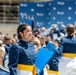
[58,35,76,54]
[8,39,35,75]
[4,44,12,53]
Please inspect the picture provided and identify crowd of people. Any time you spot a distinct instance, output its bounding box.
[0,23,76,75]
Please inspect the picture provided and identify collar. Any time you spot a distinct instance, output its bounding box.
[18,39,28,45]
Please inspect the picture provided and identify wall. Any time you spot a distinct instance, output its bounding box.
[0,23,18,37]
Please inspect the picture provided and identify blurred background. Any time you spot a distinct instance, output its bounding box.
[0,0,76,37]
[0,0,49,37]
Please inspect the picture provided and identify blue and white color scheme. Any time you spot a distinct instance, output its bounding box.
[19,0,76,29]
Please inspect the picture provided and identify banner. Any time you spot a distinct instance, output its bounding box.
[19,1,76,29]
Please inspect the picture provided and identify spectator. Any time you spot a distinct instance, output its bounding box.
[32,38,41,54]
[60,25,66,35]
[58,24,76,75]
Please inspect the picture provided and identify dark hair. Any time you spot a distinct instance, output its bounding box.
[66,24,75,35]
[4,36,11,40]
[17,24,29,39]
[13,34,18,38]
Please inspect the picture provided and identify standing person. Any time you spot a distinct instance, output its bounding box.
[58,24,76,75]
[8,24,36,75]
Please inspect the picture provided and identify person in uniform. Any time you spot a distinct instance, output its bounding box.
[8,24,36,75]
[45,36,61,75]
[58,24,76,75]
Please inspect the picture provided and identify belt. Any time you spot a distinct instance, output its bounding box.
[17,64,36,75]
[62,53,76,58]
[47,70,58,75]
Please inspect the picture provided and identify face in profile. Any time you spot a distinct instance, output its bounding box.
[20,26,32,41]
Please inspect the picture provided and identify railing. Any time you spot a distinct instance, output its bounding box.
[0,5,18,23]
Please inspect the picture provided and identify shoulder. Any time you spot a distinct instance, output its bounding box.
[72,37,76,40]
[9,43,21,53]
[28,41,34,46]
[59,37,67,45]
[60,36,67,41]
[10,43,19,49]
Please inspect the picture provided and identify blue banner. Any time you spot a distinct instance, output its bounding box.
[19,1,76,29]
